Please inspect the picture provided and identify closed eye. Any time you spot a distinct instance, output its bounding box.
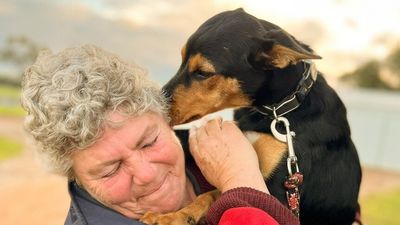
[141,135,159,149]
[102,161,121,178]
[192,70,214,80]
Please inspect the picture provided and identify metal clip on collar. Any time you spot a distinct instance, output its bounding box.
[270,116,299,176]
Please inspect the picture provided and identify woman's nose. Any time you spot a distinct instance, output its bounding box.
[126,156,157,186]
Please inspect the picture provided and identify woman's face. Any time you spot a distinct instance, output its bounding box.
[71,111,195,219]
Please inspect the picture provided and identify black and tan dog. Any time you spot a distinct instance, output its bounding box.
[141,8,362,225]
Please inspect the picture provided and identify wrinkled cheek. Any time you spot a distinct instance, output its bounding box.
[163,139,185,166]
[101,173,133,204]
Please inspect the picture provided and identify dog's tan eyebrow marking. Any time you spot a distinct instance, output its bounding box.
[169,75,251,125]
[181,44,186,61]
[188,53,215,73]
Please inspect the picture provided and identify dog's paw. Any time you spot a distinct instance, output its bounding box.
[140,211,197,225]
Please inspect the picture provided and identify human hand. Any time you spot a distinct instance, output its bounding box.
[189,117,268,193]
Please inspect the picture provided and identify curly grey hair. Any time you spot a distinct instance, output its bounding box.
[21,44,168,178]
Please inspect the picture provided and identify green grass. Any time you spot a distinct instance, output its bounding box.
[0,106,26,116]
[0,84,25,117]
[361,189,400,225]
[0,84,21,98]
[0,136,23,161]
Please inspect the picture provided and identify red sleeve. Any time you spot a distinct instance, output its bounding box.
[219,207,279,225]
[207,187,299,225]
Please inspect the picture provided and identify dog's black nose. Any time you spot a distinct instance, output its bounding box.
[161,84,172,103]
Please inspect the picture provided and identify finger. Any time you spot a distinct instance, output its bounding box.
[189,124,208,152]
[204,117,223,137]
[220,121,243,140]
[195,123,209,143]
[221,120,240,131]
[193,115,212,129]
[189,125,197,142]
[189,126,199,155]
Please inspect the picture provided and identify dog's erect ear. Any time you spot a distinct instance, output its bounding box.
[255,29,321,69]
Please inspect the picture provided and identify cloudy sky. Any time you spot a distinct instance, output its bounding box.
[1,0,399,84]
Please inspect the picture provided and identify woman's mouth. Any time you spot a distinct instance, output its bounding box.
[138,175,168,199]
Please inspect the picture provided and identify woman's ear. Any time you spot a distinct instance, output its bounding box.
[253,29,322,69]
[68,168,80,184]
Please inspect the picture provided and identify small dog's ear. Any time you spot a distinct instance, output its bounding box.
[255,29,321,69]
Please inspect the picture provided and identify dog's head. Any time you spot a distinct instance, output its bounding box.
[164,8,321,125]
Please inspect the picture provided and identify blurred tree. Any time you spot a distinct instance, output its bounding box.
[385,47,400,72]
[340,60,387,89]
[340,47,400,91]
[0,35,44,86]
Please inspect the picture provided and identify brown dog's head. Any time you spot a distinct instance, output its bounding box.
[164,8,321,125]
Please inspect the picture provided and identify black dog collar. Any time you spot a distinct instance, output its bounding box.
[256,60,318,118]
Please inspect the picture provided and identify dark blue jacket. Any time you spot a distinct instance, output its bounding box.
[64,167,206,225]
[64,182,145,225]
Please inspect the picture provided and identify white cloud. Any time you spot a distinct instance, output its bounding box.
[210,0,400,75]
[1,0,399,81]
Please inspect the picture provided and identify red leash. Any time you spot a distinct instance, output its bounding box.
[284,172,303,217]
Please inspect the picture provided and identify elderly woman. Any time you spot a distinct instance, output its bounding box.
[21,45,298,225]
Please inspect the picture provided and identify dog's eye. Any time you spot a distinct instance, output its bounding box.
[192,70,212,79]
